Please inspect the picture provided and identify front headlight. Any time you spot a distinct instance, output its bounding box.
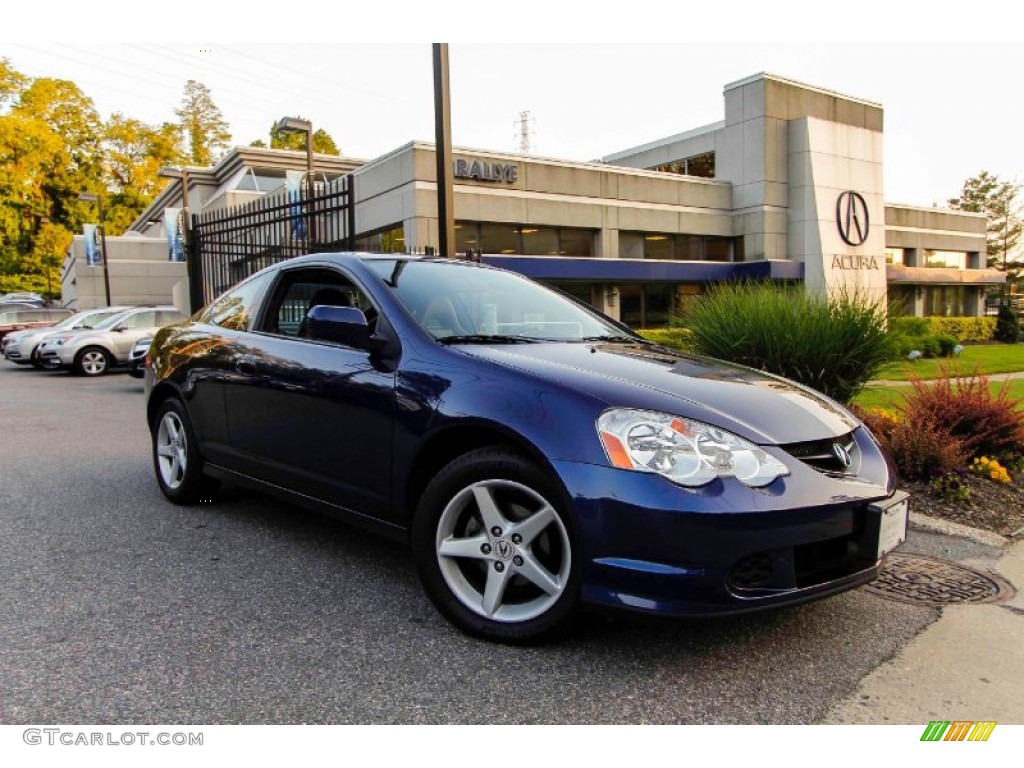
[597,408,789,488]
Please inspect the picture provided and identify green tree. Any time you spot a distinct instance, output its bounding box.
[948,171,1024,289]
[0,65,100,290]
[267,120,340,155]
[1,57,26,108]
[175,80,231,166]
[102,114,183,234]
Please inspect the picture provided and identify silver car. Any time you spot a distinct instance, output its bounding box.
[39,305,188,376]
[3,306,131,368]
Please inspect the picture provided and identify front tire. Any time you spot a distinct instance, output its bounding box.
[151,398,219,504]
[412,447,581,644]
[74,346,112,376]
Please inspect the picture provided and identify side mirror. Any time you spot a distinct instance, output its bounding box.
[305,305,384,351]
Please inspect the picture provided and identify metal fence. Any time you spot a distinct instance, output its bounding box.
[188,174,356,307]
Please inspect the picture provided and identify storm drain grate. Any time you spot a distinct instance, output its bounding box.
[864,553,1015,606]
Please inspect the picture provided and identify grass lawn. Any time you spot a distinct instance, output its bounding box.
[876,343,1024,381]
[854,378,1024,412]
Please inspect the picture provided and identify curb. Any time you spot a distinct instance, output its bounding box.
[909,511,1009,548]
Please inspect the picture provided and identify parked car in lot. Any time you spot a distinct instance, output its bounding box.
[3,306,131,368]
[145,253,908,643]
[40,305,187,376]
[127,337,152,379]
[0,307,74,344]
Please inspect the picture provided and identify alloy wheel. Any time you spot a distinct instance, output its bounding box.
[435,479,571,623]
[156,411,188,490]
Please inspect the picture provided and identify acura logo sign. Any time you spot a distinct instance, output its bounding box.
[831,442,852,469]
[836,191,870,246]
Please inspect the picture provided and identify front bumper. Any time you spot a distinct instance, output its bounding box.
[553,454,903,618]
[39,345,76,367]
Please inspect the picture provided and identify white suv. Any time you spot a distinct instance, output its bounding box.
[39,305,188,376]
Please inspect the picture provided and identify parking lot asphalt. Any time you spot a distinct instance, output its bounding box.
[0,363,944,724]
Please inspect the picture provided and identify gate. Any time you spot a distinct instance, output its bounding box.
[188,174,356,309]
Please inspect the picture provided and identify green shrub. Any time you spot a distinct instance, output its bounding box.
[679,282,900,403]
[995,304,1020,343]
[935,333,958,357]
[638,327,697,353]
[927,316,996,342]
[889,316,931,337]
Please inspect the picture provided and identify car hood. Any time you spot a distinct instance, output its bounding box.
[455,341,858,445]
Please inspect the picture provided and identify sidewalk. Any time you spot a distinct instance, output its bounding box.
[869,370,1024,387]
[824,533,1024,724]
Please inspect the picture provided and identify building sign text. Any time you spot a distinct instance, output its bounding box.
[831,254,880,270]
[454,159,518,183]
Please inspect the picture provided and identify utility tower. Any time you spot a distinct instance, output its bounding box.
[514,110,535,154]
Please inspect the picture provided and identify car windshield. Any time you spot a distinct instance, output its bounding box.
[89,310,134,330]
[366,259,634,343]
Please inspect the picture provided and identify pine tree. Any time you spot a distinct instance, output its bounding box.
[948,171,1023,283]
[175,80,231,166]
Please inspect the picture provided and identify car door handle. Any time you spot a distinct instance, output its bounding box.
[235,360,256,375]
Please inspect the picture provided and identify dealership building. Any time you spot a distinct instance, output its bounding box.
[94,71,1003,325]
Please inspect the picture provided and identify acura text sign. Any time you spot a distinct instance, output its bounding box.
[454,158,518,183]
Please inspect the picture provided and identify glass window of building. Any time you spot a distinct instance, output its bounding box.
[652,152,715,179]
[618,283,678,329]
[644,234,673,260]
[923,250,967,269]
[624,232,734,262]
[521,227,559,256]
[924,285,966,316]
[545,281,596,307]
[887,285,914,315]
[455,222,594,257]
[355,224,405,254]
[885,248,905,265]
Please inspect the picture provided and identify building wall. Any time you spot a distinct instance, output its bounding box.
[351,142,734,261]
[64,235,188,312]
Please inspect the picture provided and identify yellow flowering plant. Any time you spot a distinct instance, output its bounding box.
[970,456,1012,485]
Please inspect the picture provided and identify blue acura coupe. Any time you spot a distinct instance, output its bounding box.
[145,253,908,643]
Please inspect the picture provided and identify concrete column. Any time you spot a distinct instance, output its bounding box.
[596,285,620,322]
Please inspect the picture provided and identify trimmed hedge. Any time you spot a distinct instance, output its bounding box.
[927,316,997,343]
[889,316,996,343]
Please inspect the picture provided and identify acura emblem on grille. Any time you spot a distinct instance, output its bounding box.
[831,442,852,468]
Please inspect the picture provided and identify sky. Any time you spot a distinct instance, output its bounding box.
[3,4,1024,209]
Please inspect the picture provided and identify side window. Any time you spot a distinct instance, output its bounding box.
[259,268,376,339]
[200,271,276,331]
[157,311,186,326]
[120,311,157,329]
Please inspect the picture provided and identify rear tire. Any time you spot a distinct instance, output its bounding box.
[151,398,220,504]
[412,447,581,644]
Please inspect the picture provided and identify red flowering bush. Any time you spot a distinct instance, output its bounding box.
[854,405,967,480]
[903,366,1024,462]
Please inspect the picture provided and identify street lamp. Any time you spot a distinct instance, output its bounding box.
[77,193,112,307]
[158,166,202,313]
[275,116,316,245]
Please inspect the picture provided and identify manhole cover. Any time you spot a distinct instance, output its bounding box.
[864,553,1015,606]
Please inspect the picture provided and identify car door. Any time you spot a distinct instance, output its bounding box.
[222,264,397,521]
[110,310,157,360]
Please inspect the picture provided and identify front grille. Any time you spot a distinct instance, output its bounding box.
[728,509,872,596]
[781,432,858,475]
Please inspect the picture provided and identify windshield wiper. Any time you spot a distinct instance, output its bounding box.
[438,334,541,344]
[580,335,638,343]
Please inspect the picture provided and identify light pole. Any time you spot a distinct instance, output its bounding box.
[276,117,316,246]
[433,43,455,258]
[158,166,202,313]
[77,193,112,307]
